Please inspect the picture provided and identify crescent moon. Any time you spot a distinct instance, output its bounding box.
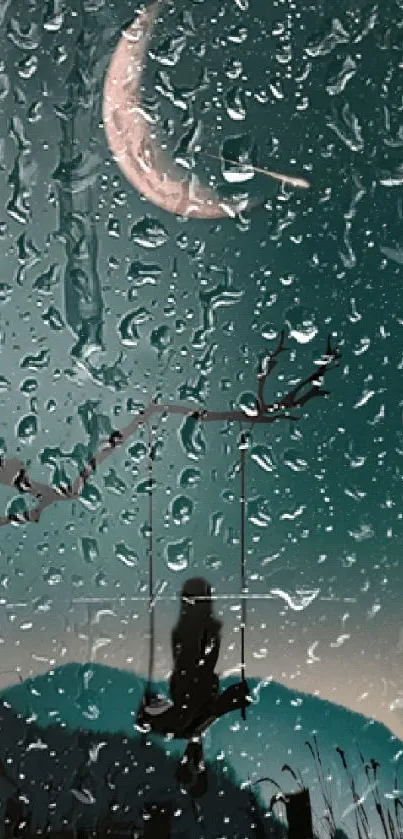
[102,3,254,218]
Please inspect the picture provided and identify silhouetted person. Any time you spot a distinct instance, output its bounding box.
[169,577,222,795]
[138,578,222,795]
[137,576,250,795]
[169,577,222,729]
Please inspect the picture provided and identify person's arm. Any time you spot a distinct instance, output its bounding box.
[199,625,220,672]
[171,626,201,676]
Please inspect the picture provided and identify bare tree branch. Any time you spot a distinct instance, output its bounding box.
[0,333,340,527]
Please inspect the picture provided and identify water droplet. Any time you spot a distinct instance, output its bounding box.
[165,538,193,571]
[253,648,268,660]
[44,12,64,32]
[128,442,147,463]
[248,496,271,527]
[205,555,222,571]
[0,72,9,99]
[136,478,156,495]
[33,596,52,613]
[94,571,107,588]
[17,413,38,443]
[285,306,318,344]
[171,495,193,525]
[6,497,29,522]
[305,18,349,58]
[43,567,64,586]
[0,376,10,392]
[149,32,187,67]
[33,264,60,295]
[130,216,169,249]
[0,283,12,303]
[150,324,172,355]
[53,44,68,63]
[20,349,50,370]
[210,512,224,537]
[127,259,162,286]
[348,523,374,542]
[28,100,42,123]
[42,306,64,331]
[8,18,40,50]
[283,450,308,472]
[251,445,275,472]
[80,538,99,564]
[80,482,102,511]
[114,542,139,568]
[179,415,206,460]
[225,60,242,83]
[119,308,150,346]
[18,55,38,79]
[225,85,247,121]
[179,467,201,488]
[270,587,320,611]
[227,25,248,43]
[107,216,120,238]
[104,469,126,495]
[238,392,259,417]
[326,55,357,96]
[280,504,306,521]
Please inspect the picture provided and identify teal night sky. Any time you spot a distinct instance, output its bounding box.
[0,0,402,742]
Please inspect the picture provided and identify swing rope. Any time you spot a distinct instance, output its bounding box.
[146,423,155,698]
[240,431,248,721]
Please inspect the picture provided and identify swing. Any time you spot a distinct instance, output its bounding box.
[136,427,251,740]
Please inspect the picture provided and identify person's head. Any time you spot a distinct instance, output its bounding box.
[179,577,214,621]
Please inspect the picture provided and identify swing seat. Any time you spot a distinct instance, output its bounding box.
[144,696,174,716]
[136,680,252,739]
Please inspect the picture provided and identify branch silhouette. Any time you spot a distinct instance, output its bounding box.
[0,332,341,527]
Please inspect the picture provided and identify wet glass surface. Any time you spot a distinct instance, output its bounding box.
[0,0,402,836]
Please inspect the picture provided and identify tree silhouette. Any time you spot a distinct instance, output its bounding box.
[0,331,340,527]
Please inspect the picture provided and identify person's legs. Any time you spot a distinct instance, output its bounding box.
[189,739,208,798]
[175,736,208,794]
[191,739,203,766]
[190,772,208,798]
[175,738,199,785]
